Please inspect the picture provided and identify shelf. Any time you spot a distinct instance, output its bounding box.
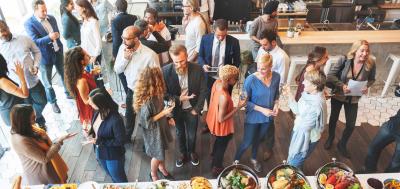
[277,11,308,16]
[378,3,400,9]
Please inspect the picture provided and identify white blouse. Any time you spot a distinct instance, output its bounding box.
[81,17,102,57]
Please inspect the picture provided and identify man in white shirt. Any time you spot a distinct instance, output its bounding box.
[255,30,289,86]
[182,0,207,62]
[0,21,48,130]
[114,26,160,141]
[144,8,172,65]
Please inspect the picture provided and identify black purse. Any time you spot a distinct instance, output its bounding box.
[395,85,400,97]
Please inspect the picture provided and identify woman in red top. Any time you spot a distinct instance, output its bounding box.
[206,65,246,177]
[64,47,98,133]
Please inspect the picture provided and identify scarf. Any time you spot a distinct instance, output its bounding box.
[32,126,68,183]
[288,91,326,160]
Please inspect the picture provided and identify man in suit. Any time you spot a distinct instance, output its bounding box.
[163,44,207,167]
[134,19,169,55]
[198,18,241,133]
[24,0,68,113]
[111,0,137,95]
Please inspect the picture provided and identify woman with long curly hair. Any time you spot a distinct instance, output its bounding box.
[134,67,174,181]
[64,47,98,132]
[325,40,376,158]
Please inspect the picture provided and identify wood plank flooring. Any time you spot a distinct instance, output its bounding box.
[61,110,394,183]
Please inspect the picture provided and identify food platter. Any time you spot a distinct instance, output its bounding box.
[265,160,311,189]
[315,158,361,189]
[217,161,260,189]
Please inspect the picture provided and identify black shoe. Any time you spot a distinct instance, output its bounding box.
[337,143,351,159]
[158,170,175,180]
[190,153,199,166]
[52,103,61,113]
[176,156,185,167]
[324,137,334,150]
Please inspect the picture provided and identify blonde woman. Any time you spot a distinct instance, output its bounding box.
[134,67,174,181]
[206,65,246,177]
[325,40,376,158]
[234,53,280,172]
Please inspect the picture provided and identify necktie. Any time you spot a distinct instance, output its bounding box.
[213,40,221,67]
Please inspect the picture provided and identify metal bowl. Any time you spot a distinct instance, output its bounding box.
[265,160,311,189]
[315,158,361,189]
[217,160,260,189]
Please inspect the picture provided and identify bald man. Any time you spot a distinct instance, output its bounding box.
[114,26,160,141]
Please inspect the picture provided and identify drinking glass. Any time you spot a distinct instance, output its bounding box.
[93,61,103,81]
[239,90,248,101]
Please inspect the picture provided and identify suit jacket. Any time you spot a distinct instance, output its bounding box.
[111,12,137,57]
[162,62,207,114]
[198,33,241,70]
[140,31,169,54]
[24,15,63,65]
[89,111,126,160]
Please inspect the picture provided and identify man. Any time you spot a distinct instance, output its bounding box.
[134,19,169,56]
[198,18,240,133]
[114,26,160,141]
[144,8,172,65]
[24,0,68,113]
[255,30,289,86]
[363,85,400,173]
[254,30,289,161]
[182,0,208,62]
[163,44,207,167]
[198,0,215,24]
[0,20,47,129]
[111,0,137,95]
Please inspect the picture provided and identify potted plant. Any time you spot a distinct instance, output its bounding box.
[287,27,295,38]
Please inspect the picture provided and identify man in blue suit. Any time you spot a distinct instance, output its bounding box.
[198,19,241,133]
[24,0,69,113]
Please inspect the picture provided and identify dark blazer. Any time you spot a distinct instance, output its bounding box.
[198,33,241,69]
[24,15,63,65]
[61,13,81,48]
[140,31,169,54]
[111,12,137,57]
[162,62,207,114]
[89,111,126,160]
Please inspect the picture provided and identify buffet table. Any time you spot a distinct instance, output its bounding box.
[24,173,400,189]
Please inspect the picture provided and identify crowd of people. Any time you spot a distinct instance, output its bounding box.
[0,0,399,186]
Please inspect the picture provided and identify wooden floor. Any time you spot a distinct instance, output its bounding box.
[61,110,395,183]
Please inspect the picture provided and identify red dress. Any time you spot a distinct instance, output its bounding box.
[76,72,96,124]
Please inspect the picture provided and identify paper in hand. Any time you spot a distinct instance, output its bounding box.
[345,79,367,96]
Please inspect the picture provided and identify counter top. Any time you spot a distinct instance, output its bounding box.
[378,3,400,9]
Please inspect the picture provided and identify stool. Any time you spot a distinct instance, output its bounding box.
[287,56,308,85]
[324,55,342,75]
[381,53,400,97]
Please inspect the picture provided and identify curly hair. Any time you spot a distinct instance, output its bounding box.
[64,46,85,98]
[219,65,239,82]
[133,67,166,112]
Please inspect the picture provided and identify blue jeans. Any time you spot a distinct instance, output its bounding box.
[364,121,400,173]
[235,122,270,160]
[96,148,128,183]
[25,82,47,125]
[39,51,68,104]
[175,108,199,156]
[287,141,319,170]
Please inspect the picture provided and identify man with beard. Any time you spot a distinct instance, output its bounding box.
[114,26,160,141]
[250,1,279,59]
[0,20,48,130]
[162,44,207,167]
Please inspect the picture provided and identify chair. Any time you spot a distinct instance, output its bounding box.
[381,53,400,97]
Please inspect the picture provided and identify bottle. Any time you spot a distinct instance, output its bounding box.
[287,18,295,38]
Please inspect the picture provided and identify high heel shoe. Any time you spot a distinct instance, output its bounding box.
[149,172,158,181]
[157,170,175,180]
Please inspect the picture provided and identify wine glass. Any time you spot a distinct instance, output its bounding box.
[239,90,248,101]
[93,61,103,81]
[167,97,175,108]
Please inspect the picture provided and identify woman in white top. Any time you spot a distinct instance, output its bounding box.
[75,0,103,87]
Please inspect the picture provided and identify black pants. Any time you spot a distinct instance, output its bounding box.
[118,73,128,95]
[175,108,199,156]
[125,89,135,140]
[211,134,233,168]
[328,98,358,148]
[93,54,104,88]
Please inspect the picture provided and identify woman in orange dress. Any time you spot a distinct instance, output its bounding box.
[64,47,98,133]
[206,65,246,177]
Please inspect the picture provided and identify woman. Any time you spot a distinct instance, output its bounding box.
[285,70,327,169]
[325,40,376,158]
[10,104,76,185]
[134,67,174,181]
[60,0,81,48]
[86,88,127,182]
[64,47,98,133]
[234,53,280,172]
[294,46,329,101]
[206,65,246,177]
[90,0,114,36]
[249,1,279,58]
[75,0,103,87]
[0,54,28,126]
